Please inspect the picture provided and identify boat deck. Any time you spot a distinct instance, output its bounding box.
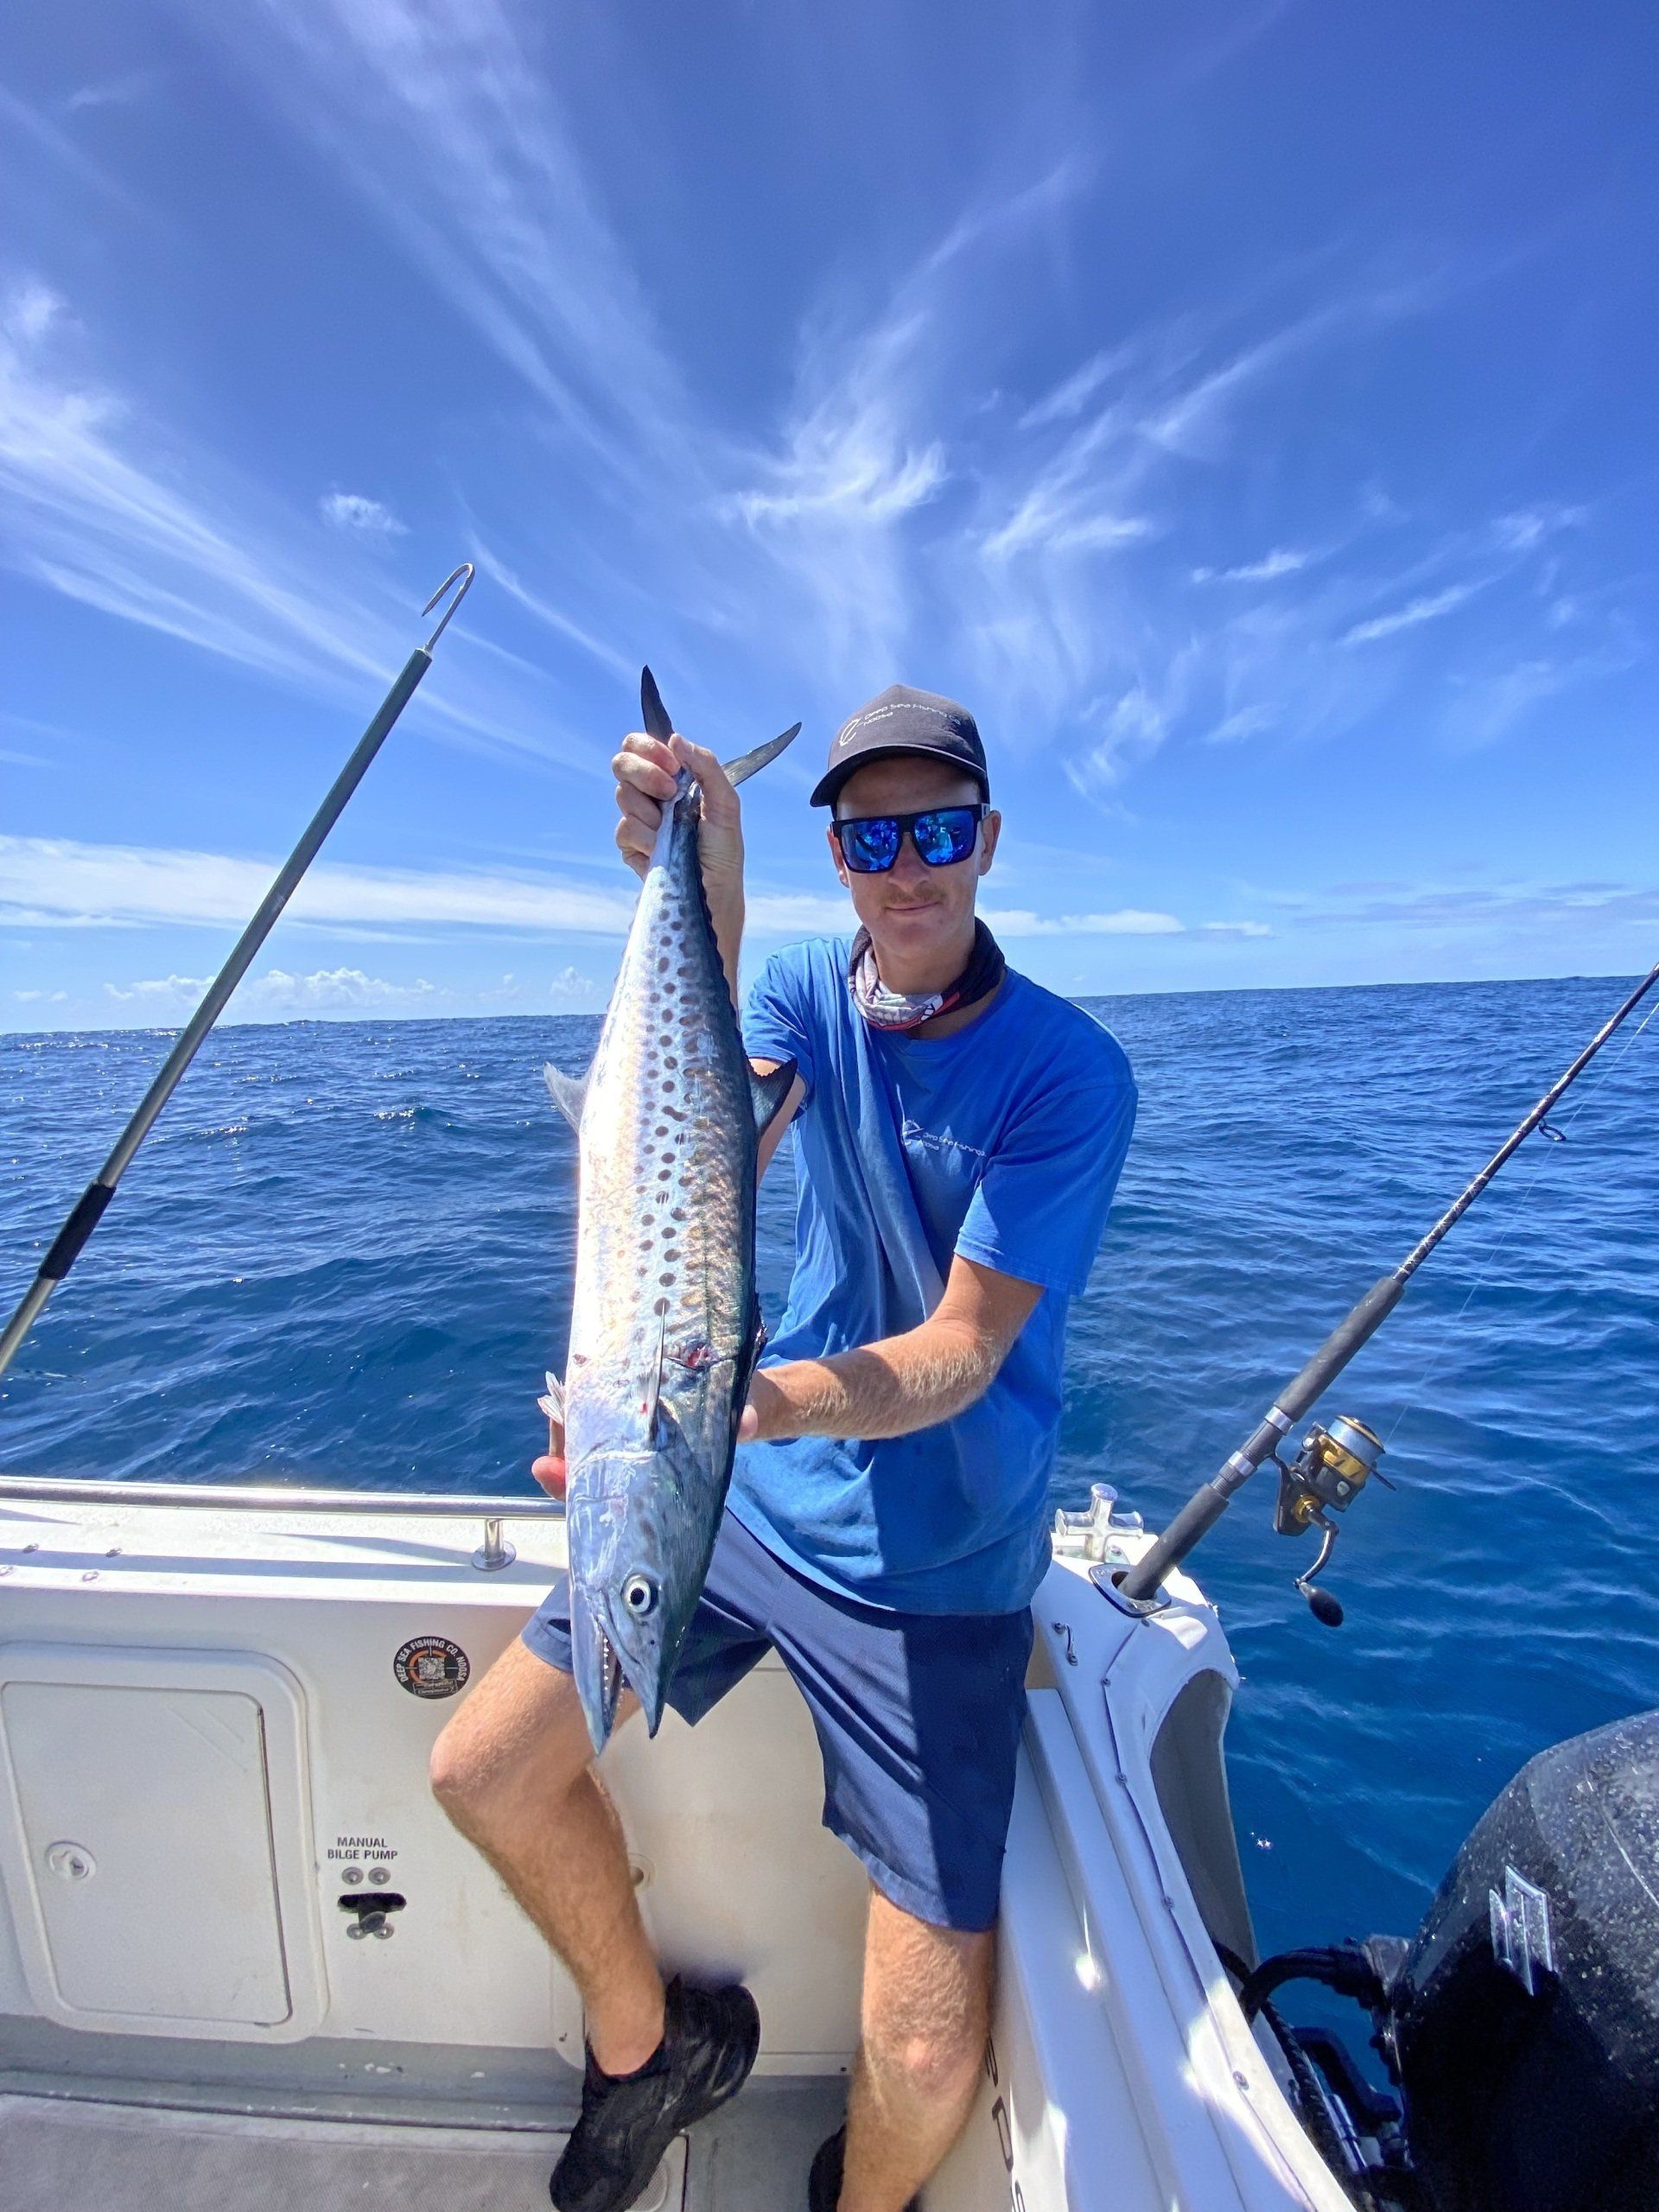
[0,2076,846,2210]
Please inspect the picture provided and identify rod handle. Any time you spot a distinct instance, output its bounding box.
[1118,1272,1404,1604]
[39,1183,116,1281]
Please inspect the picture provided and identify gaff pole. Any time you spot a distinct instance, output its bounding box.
[1118,959,1659,1605]
[0,563,476,1389]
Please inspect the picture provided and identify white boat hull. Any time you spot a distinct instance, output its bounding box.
[0,1482,1348,2209]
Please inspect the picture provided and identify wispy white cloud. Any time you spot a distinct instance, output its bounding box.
[0,279,577,762]
[1276,876,1659,936]
[726,297,954,671]
[321,490,406,537]
[0,835,636,936]
[982,906,1185,936]
[218,0,690,479]
[1192,546,1313,583]
[8,279,64,344]
[64,71,163,114]
[1206,703,1276,744]
[1491,505,1587,554]
[981,503,1153,563]
[745,889,855,934]
[1016,345,1135,430]
[0,282,390,687]
[0,833,848,944]
[0,84,131,203]
[1341,581,1484,645]
[1444,642,1642,750]
[468,541,632,679]
[105,965,441,1017]
[1062,682,1185,796]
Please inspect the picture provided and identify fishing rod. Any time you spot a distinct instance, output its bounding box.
[1116,960,1659,1619]
[0,563,476,1389]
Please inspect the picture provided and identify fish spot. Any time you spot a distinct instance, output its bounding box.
[671,1206,688,1224]
[658,1274,675,1287]
[654,1125,668,1138]
[653,1297,669,1315]
[658,1168,671,1181]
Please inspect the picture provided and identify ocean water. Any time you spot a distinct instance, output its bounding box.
[2,974,1656,1962]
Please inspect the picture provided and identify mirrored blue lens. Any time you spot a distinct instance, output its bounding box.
[912,808,979,865]
[842,817,900,872]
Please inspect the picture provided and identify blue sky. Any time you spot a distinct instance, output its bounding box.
[3,0,1656,1029]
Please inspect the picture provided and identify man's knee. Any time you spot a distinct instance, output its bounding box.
[861,1901,993,2113]
[428,1640,588,1837]
[428,1709,498,1825]
[869,2017,985,2111]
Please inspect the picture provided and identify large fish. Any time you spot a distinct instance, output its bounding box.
[544,670,800,1752]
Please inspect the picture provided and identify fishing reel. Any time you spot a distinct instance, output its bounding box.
[1270,1415,1386,1628]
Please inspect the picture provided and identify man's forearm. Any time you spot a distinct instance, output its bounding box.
[747,1318,998,1444]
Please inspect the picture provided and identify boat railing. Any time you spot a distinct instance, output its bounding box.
[0,1473,559,1573]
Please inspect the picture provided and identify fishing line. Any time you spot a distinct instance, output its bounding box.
[1382,988,1659,1454]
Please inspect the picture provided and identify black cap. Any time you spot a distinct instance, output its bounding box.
[810,683,989,809]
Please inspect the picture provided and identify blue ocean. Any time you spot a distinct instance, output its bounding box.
[3,974,1655,1960]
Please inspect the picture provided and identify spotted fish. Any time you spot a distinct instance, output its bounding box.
[545,670,799,1751]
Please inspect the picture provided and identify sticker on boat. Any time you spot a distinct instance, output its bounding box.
[393,1636,469,1698]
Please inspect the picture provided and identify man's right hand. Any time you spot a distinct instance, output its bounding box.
[613,727,746,1001]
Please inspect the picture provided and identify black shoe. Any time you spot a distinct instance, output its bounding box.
[550,1976,760,2212]
[808,2126,919,2212]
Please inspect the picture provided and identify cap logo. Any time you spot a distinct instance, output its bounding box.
[836,701,957,750]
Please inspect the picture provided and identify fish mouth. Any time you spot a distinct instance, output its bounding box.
[570,1580,631,1755]
[595,1620,625,1738]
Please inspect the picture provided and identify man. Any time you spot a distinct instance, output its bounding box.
[431,685,1136,2212]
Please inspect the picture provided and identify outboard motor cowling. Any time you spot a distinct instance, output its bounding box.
[1389,1707,1659,2212]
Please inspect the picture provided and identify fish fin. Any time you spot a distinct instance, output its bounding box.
[723,722,802,789]
[640,665,673,744]
[642,664,798,789]
[543,1062,589,1130]
[748,1056,798,1139]
[735,1293,769,1408]
[635,1302,674,1446]
[540,1370,565,1422]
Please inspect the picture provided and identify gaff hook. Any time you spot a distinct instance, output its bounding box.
[423,562,476,653]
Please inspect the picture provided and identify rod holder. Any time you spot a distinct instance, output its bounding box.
[474,1516,517,1573]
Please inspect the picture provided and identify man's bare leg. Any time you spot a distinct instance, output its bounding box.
[839,1889,993,2212]
[429,1638,664,2074]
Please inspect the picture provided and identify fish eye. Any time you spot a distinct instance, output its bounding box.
[622,1573,657,1617]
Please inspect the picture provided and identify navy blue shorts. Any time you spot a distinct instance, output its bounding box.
[522,1510,1032,1931]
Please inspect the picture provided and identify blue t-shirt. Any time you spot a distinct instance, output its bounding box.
[734,934,1136,1617]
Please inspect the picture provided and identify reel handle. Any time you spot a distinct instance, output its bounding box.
[1294,1516,1344,1627]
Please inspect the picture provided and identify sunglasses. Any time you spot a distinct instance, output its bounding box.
[832,804,988,875]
